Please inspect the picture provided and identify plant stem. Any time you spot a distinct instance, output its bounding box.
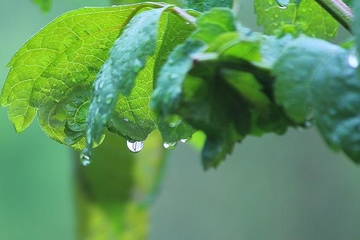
[172,6,197,25]
[314,0,353,32]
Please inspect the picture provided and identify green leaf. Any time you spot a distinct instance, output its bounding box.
[274,36,360,162]
[273,36,339,123]
[254,0,338,39]
[84,6,168,155]
[151,8,236,116]
[2,5,144,139]
[184,0,233,12]
[32,0,52,12]
[0,4,195,151]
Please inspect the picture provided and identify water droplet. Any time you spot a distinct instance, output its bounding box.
[275,0,288,9]
[124,118,129,122]
[166,115,182,128]
[297,120,314,132]
[80,150,91,166]
[127,140,144,153]
[168,58,175,65]
[105,94,114,104]
[133,59,143,72]
[169,73,178,80]
[348,49,358,68]
[163,141,177,150]
[180,136,192,143]
[304,120,313,129]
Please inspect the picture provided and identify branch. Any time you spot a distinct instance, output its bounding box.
[314,0,353,32]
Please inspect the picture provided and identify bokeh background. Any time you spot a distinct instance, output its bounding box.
[1,1,360,239]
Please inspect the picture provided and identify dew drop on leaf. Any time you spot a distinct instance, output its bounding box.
[126,140,144,153]
[169,73,178,79]
[348,49,359,68]
[133,58,143,72]
[168,115,182,127]
[163,141,177,150]
[304,120,314,129]
[80,150,91,166]
[105,94,114,104]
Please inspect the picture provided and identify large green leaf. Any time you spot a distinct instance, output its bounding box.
[1,3,195,152]
[1,4,147,146]
[254,0,338,39]
[84,6,168,157]
[274,36,360,162]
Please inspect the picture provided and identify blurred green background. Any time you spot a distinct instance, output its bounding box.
[1,1,360,239]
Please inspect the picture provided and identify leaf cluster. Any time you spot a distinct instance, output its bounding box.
[2,0,360,168]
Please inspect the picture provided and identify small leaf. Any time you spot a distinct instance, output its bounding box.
[0,4,196,150]
[255,0,338,39]
[1,5,146,139]
[184,0,233,12]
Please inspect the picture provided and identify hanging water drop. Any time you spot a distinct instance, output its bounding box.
[127,140,144,153]
[275,0,288,9]
[168,116,182,128]
[348,49,358,68]
[163,141,177,150]
[180,137,191,143]
[80,150,91,166]
[303,120,313,129]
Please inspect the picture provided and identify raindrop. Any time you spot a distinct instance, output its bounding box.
[304,120,313,129]
[169,118,182,128]
[127,140,144,153]
[163,141,177,150]
[169,73,178,80]
[180,136,192,143]
[297,120,314,131]
[80,150,91,166]
[133,59,143,72]
[348,49,358,68]
[275,0,288,9]
[278,4,287,9]
[105,94,114,104]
